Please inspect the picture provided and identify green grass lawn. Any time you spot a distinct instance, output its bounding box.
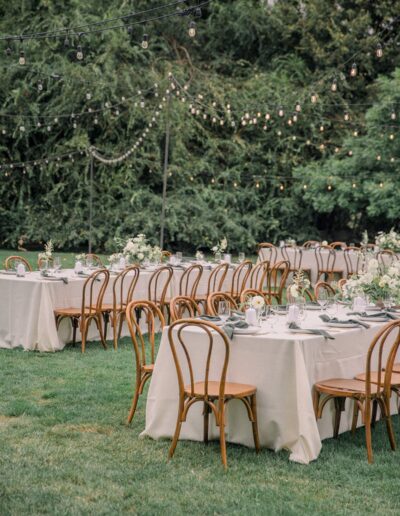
[0,249,108,270]
[1,336,400,515]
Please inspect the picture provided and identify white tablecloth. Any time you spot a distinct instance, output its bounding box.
[0,265,234,352]
[142,308,397,464]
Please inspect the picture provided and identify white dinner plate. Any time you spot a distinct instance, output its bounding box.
[326,322,360,328]
[305,305,322,311]
[234,326,261,335]
[0,270,17,275]
[359,316,390,323]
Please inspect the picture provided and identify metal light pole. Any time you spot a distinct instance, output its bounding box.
[88,154,94,253]
[160,95,171,249]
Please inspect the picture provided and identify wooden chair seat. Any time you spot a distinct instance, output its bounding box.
[184,380,256,398]
[314,378,379,396]
[54,306,99,317]
[355,371,400,385]
[143,364,154,374]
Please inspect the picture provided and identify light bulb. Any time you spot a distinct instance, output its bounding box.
[295,101,301,112]
[311,92,318,103]
[391,111,396,120]
[344,112,350,121]
[331,79,337,92]
[303,184,307,190]
[390,133,394,140]
[350,63,357,77]
[319,125,324,132]
[327,184,332,191]
[292,113,298,123]
[38,80,43,92]
[76,45,83,61]
[19,50,25,65]
[279,184,284,191]
[265,113,270,120]
[352,182,356,188]
[278,107,284,117]
[86,92,92,100]
[376,44,383,58]
[188,21,196,38]
[5,45,11,56]
[141,34,149,49]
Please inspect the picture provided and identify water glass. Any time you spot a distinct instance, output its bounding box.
[86,256,93,269]
[316,289,329,311]
[40,259,48,272]
[215,252,222,263]
[218,300,231,320]
[238,252,245,263]
[54,256,61,272]
[176,252,183,264]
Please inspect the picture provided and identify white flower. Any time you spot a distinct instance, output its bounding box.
[137,252,144,260]
[322,240,328,246]
[289,285,299,298]
[368,259,379,272]
[251,296,265,310]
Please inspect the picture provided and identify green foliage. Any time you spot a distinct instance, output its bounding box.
[0,1,400,252]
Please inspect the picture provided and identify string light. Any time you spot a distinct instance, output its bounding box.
[350,63,357,77]
[376,43,383,58]
[311,92,318,104]
[278,106,284,117]
[141,34,149,49]
[295,101,301,112]
[344,112,350,121]
[188,21,196,37]
[76,43,83,61]
[18,49,25,66]
[391,110,396,120]
[331,79,337,92]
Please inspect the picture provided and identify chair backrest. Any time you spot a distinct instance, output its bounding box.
[86,253,104,267]
[315,245,336,273]
[38,256,54,268]
[343,246,362,277]
[249,260,269,290]
[364,320,400,399]
[81,269,110,316]
[112,266,140,309]
[303,240,320,249]
[282,245,303,270]
[170,296,201,322]
[148,266,173,305]
[179,264,203,299]
[258,243,278,265]
[206,263,229,296]
[337,278,347,291]
[287,288,315,304]
[267,260,290,300]
[330,241,347,250]
[4,255,32,272]
[314,281,336,298]
[229,260,252,297]
[239,288,270,306]
[207,291,238,316]
[126,300,165,369]
[376,250,397,268]
[168,319,230,400]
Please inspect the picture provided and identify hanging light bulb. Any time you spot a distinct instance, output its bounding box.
[37,80,43,92]
[390,133,395,140]
[265,113,271,120]
[86,92,92,100]
[303,184,307,190]
[327,184,332,191]
[141,34,149,49]
[348,150,353,156]
[188,21,196,38]
[391,110,396,120]
[19,49,25,65]
[278,106,284,117]
[376,43,383,58]
[292,112,298,123]
[353,130,358,137]
[64,34,70,48]
[350,63,357,77]
[319,124,324,132]
[76,45,83,61]
[295,101,301,113]
[352,182,357,188]
[311,92,318,104]
[331,79,337,92]
[279,184,284,191]
[379,182,384,188]
[344,112,350,121]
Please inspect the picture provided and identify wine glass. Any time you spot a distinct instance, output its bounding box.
[176,252,183,264]
[86,256,93,269]
[316,289,329,312]
[238,252,245,263]
[218,300,231,321]
[54,256,61,273]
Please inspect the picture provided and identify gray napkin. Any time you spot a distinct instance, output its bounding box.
[223,320,249,339]
[199,315,222,322]
[41,271,68,284]
[77,271,100,281]
[288,322,335,340]
[319,314,370,328]
[227,313,245,322]
[348,311,398,321]
[306,302,320,307]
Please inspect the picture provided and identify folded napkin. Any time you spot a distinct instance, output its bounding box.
[222,320,249,339]
[348,311,398,321]
[288,322,335,340]
[227,313,245,323]
[306,302,320,307]
[199,315,222,322]
[77,271,101,281]
[319,314,370,329]
[41,271,68,284]
[231,310,245,318]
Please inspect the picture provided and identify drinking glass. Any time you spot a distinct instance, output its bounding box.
[39,259,48,272]
[176,252,183,264]
[54,256,61,272]
[215,252,222,263]
[86,256,93,269]
[326,299,338,318]
[316,289,329,312]
[196,251,204,262]
[218,300,231,320]
[238,252,245,263]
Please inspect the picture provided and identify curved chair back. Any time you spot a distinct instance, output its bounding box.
[267,260,290,304]
[207,292,238,316]
[126,300,165,371]
[343,246,362,277]
[4,255,32,272]
[282,245,303,270]
[170,296,201,322]
[148,266,173,306]
[257,243,277,265]
[330,241,347,250]
[112,266,140,309]
[82,269,110,316]
[249,260,269,290]
[314,281,336,299]
[206,263,229,297]
[229,260,252,299]
[315,245,337,280]
[303,240,320,249]
[168,319,230,401]
[179,264,203,299]
[38,256,54,269]
[376,250,397,268]
[86,253,104,267]
[239,288,270,306]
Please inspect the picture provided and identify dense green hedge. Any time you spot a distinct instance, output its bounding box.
[0,0,399,253]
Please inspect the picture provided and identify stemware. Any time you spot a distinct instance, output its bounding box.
[217,300,231,321]
[176,252,183,264]
[86,256,93,269]
[238,252,245,263]
[316,289,329,312]
[54,256,61,273]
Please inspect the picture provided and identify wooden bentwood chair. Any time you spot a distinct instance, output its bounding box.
[148,265,173,317]
[313,320,400,463]
[38,255,54,269]
[206,292,239,316]
[227,260,252,302]
[257,243,278,265]
[168,319,260,468]
[126,300,165,424]
[4,255,32,271]
[314,245,344,283]
[178,264,203,300]
[170,296,201,322]
[100,266,140,350]
[86,253,104,267]
[195,263,229,307]
[54,269,110,353]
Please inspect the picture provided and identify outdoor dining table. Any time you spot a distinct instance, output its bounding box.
[0,264,235,352]
[142,307,398,464]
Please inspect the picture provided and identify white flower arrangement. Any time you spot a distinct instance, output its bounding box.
[117,234,162,265]
[249,295,265,310]
[195,250,205,261]
[286,238,297,246]
[345,258,400,303]
[375,228,400,253]
[288,269,311,299]
[38,240,54,261]
[211,237,228,255]
[75,253,86,261]
[108,253,123,265]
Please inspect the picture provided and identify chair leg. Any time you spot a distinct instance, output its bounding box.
[203,402,209,444]
[72,317,78,347]
[103,312,109,341]
[351,400,359,435]
[379,398,396,451]
[313,389,320,419]
[365,398,373,463]
[371,399,378,428]
[96,315,107,350]
[333,397,346,438]
[81,319,89,354]
[250,393,260,453]
[169,400,185,459]
[219,404,228,469]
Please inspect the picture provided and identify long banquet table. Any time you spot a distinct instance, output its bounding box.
[0,264,235,352]
[142,308,398,464]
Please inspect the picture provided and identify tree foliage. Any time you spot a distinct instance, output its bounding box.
[0,0,400,252]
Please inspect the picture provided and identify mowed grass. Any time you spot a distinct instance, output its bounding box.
[0,249,107,270]
[1,337,400,515]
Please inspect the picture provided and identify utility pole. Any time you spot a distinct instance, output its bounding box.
[88,154,94,253]
[160,95,171,249]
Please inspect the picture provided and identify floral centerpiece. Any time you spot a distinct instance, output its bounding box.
[75,253,86,262]
[38,240,54,262]
[288,270,311,300]
[108,253,123,266]
[211,237,228,256]
[345,258,400,304]
[117,234,162,265]
[375,228,400,253]
[286,238,297,246]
